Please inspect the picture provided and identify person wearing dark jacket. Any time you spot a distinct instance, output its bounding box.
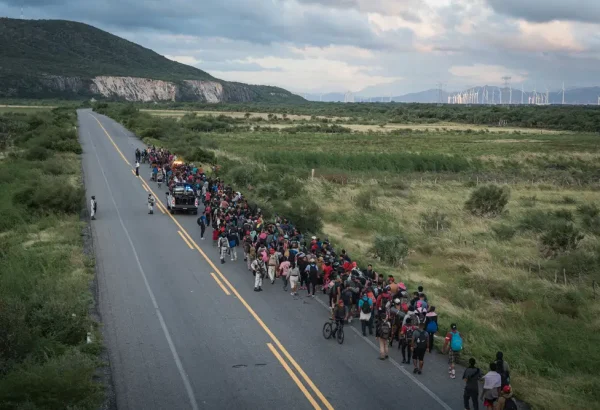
[462,358,481,410]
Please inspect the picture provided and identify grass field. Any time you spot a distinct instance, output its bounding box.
[0,104,56,113]
[142,108,562,134]
[141,108,347,121]
[0,108,103,408]
[97,103,600,409]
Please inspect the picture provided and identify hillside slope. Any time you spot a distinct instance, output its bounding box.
[0,18,302,103]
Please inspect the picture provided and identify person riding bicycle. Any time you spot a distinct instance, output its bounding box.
[332,299,346,334]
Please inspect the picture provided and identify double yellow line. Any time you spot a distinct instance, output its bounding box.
[90,114,333,410]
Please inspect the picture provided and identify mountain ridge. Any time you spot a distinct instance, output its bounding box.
[304,86,600,105]
[0,18,302,103]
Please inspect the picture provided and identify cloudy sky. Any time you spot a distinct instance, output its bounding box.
[1,0,599,96]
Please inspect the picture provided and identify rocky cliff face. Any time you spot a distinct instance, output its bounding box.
[0,74,260,102]
[90,76,230,103]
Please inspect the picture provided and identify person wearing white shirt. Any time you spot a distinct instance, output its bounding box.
[481,362,502,409]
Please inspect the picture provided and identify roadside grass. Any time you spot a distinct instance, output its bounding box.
[312,179,600,409]
[97,103,600,409]
[0,109,103,409]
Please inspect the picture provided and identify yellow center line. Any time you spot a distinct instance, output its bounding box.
[267,343,321,410]
[142,185,148,192]
[178,231,194,249]
[90,114,131,166]
[91,113,334,410]
[210,272,231,296]
[131,169,136,176]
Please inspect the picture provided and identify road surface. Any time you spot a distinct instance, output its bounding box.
[78,109,467,410]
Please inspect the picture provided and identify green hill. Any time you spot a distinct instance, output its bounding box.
[0,18,302,103]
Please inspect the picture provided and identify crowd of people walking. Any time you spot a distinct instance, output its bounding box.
[135,145,519,410]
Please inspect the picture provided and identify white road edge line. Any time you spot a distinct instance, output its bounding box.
[85,128,200,410]
[313,296,452,410]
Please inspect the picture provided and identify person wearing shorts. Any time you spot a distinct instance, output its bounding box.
[411,322,429,374]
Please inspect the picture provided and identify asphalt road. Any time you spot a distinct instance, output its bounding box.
[79,109,467,410]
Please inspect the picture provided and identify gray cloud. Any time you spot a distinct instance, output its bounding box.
[2,0,389,49]
[1,0,599,95]
[486,0,600,23]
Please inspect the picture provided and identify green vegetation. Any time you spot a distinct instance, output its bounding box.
[96,102,600,409]
[0,107,103,408]
[139,100,600,132]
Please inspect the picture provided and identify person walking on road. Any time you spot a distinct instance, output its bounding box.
[481,362,502,410]
[268,249,279,284]
[412,321,429,374]
[376,312,391,360]
[135,161,140,177]
[197,215,206,240]
[424,306,438,353]
[495,351,511,389]
[497,385,517,410]
[90,196,97,220]
[279,256,290,291]
[251,256,266,292]
[358,293,373,337]
[400,317,416,363]
[462,358,481,410]
[289,260,300,296]
[147,193,155,214]
[227,227,238,261]
[217,231,229,264]
[443,323,463,379]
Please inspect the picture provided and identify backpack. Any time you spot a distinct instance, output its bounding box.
[380,321,391,339]
[361,300,371,314]
[379,295,390,310]
[426,320,438,333]
[503,398,517,410]
[450,331,463,351]
[415,330,429,350]
[405,326,415,341]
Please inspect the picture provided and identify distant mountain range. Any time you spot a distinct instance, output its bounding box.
[303,86,600,105]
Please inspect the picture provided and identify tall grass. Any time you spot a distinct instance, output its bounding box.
[255,151,479,172]
[0,109,102,408]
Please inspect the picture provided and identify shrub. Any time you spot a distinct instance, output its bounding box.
[577,203,599,219]
[562,196,577,204]
[420,210,451,232]
[278,198,322,233]
[187,148,215,164]
[25,146,52,161]
[227,165,261,187]
[540,221,584,258]
[519,195,537,207]
[355,188,377,211]
[14,182,84,214]
[492,223,517,241]
[465,185,510,217]
[553,209,574,222]
[52,139,82,154]
[371,234,409,266]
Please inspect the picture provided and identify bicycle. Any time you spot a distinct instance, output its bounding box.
[322,319,344,344]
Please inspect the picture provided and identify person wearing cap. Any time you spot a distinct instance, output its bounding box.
[390,298,405,347]
[443,323,463,379]
[90,195,97,220]
[497,385,516,410]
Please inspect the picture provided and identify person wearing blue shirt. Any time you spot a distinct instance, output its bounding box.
[358,294,374,336]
